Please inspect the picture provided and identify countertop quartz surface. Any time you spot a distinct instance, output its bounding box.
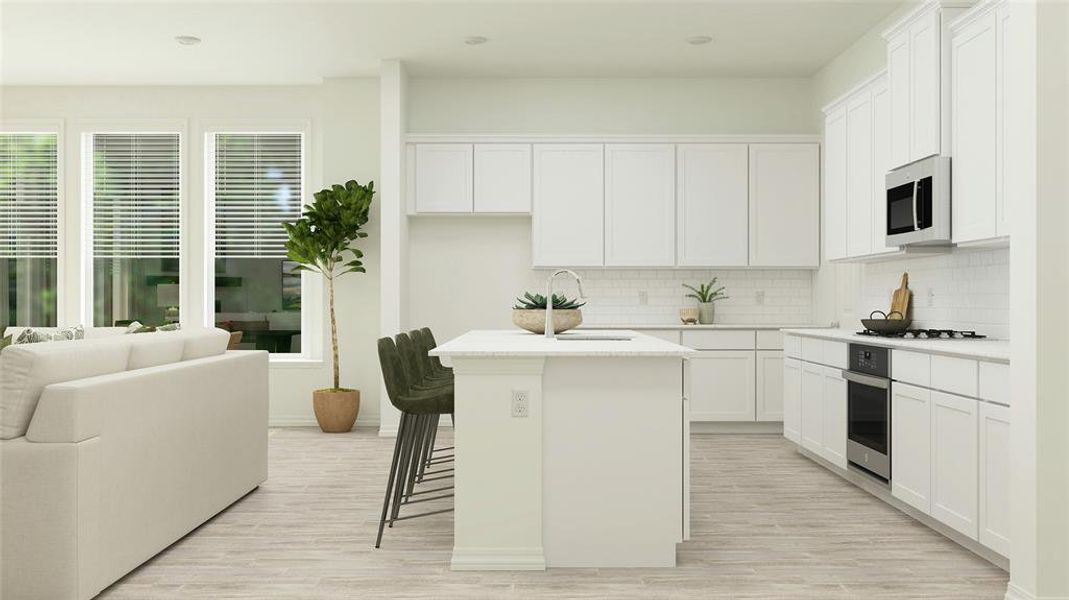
[430,329,696,358]
[578,323,813,331]
[781,328,1011,363]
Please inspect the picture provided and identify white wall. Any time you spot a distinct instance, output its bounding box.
[0,80,383,426]
[810,2,1011,338]
[405,77,820,342]
[408,77,817,134]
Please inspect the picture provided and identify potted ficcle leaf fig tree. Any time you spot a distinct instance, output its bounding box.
[284,180,374,433]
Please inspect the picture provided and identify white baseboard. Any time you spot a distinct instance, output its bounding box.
[269,416,380,428]
[1005,582,1069,600]
[691,421,783,434]
[450,547,546,571]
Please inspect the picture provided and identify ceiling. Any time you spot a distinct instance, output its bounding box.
[0,1,903,85]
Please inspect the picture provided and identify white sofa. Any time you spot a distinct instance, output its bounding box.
[0,328,269,600]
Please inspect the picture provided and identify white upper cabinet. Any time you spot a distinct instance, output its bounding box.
[908,8,941,162]
[951,1,1009,244]
[823,106,848,262]
[846,90,875,258]
[474,144,532,213]
[676,144,749,267]
[887,31,912,168]
[605,144,675,266]
[748,144,820,268]
[871,75,897,254]
[532,144,605,267]
[884,1,968,170]
[413,144,474,213]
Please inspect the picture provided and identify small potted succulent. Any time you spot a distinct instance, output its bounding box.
[512,292,586,334]
[683,278,729,324]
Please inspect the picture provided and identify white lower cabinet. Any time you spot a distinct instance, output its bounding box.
[891,382,932,513]
[782,358,802,442]
[756,350,784,422]
[930,390,979,540]
[821,367,848,469]
[800,362,824,455]
[979,402,1011,555]
[685,351,756,421]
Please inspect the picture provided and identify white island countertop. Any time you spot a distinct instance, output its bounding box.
[579,323,811,331]
[782,328,1011,363]
[431,329,696,358]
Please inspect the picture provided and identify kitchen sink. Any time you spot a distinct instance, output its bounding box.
[553,333,633,341]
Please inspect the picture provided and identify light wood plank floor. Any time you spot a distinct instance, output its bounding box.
[99,429,1008,599]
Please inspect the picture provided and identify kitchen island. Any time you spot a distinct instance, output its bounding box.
[431,329,695,570]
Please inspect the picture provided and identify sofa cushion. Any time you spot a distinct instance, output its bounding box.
[4,326,126,341]
[127,334,187,370]
[0,336,132,440]
[180,328,230,361]
[14,325,84,344]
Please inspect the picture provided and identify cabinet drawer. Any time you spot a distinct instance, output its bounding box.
[757,330,784,350]
[801,337,824,363]
[979,362,1010,406]
[931,355,979,398]
[681,330,755,350]
[643,329,681,344]
[783,334,801,358]
[823,340,848,370]
[893,350,931,387]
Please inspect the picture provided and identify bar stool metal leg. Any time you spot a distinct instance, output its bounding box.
[375,412,408,548]
[389,413,419,527]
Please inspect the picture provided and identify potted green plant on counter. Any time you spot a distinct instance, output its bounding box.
[683,278,728,324]
[512,292,586,334]
[284,180,374,433]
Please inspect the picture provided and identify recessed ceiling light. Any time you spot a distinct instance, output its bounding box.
[174,35,202,46]
[686,35,713,46]
[464,36,489,46]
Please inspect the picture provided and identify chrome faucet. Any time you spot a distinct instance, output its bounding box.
[545,269,585,339]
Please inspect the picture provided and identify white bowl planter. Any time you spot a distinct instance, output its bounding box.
[512,309,583,335]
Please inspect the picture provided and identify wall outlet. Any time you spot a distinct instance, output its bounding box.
[927,288,936,307]
[511,390,530,418]
[637,290,648,306]
[755,290,765,305]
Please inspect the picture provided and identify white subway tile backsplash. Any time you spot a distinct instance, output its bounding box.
[528,269,814,326]
[856,247,1009,339]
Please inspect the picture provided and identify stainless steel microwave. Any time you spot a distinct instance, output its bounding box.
[885,155,951,247]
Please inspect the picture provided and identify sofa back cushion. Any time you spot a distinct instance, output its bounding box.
[180,328,230,361]
[0,335,132,439]
[127,334,187,370]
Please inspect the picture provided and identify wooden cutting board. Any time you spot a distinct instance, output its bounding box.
[890,273,911,319]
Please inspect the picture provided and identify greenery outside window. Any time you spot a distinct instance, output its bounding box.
[88,132,181,327]
[0,132,59,330]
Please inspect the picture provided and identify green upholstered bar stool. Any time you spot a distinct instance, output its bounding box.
[375,336,455,548]
[407,329,456,480]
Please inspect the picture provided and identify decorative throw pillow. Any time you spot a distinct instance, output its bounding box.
[0,335,13,352]
[157,323,181,332]
[14,325,85,344]
[124,321,145,334]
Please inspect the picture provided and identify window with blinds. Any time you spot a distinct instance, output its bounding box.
[91,133,181,258]
[213,133,302,258]
[210,132,304,354]
[0,132,59,328]
[0,133,59,259]
[89,132,181,327]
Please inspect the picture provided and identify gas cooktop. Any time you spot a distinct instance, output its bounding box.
[856,329,987,340]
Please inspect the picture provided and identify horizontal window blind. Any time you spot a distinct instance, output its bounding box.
[213,133,303,258]
[91,133,181,258]
[0,133,59,258]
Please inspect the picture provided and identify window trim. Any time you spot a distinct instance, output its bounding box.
[77,119,188,329]
[0,119,65,327]
[202,119,321,362]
